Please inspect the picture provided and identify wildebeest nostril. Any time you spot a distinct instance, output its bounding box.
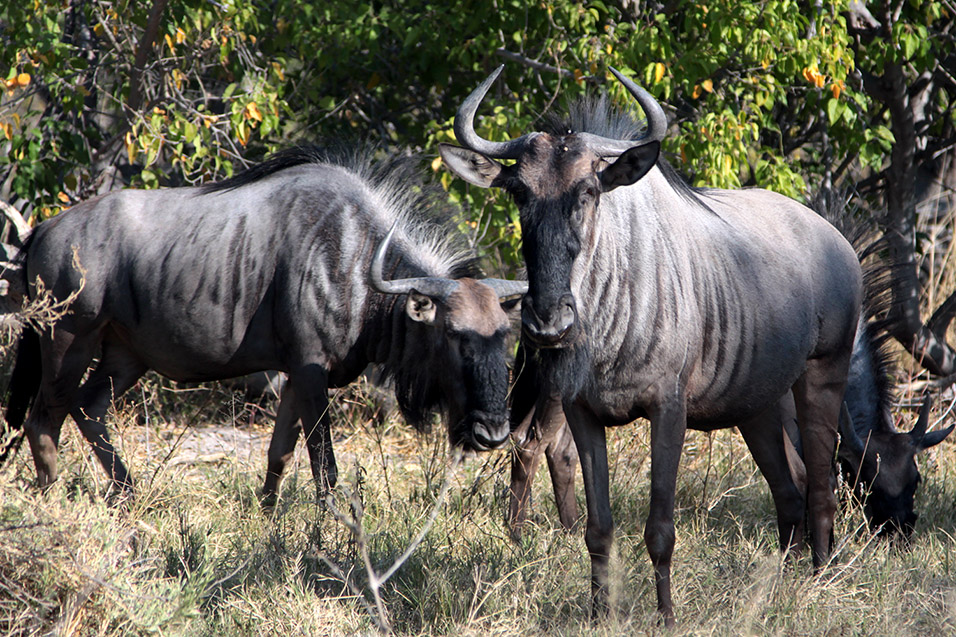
[471,417,510,450]
[521,294,577,346]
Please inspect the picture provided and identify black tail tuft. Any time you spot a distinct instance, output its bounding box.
[1,328,41,462]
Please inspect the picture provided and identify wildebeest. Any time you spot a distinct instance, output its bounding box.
[440,65,863,624]
[508,220,954,540]
[1,147,526,502]
[837,290,953,533]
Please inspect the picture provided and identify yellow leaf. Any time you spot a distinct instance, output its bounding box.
[93,23,105,37]
[692,84,702,99]
[654,62,665,83]
[831,82,843,100]
[802,65,826,88]
[573,68,584,82]
[430,155,443,172]
[0,121,11,140]
[57,192,70,204]
[245,102,263,122]
[175,28,186,44]
[761,59,770,70]
[701,78,713,93]
[125,131,137,165]
[164,33,175,53]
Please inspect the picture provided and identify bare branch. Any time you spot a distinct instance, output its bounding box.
[494,48,574,78]
[321,449,462,633]
[127,0,170,115]
[0,200,31,245]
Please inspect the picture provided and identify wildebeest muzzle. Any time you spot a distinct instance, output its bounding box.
[521,293,577,347]
[456,410,510,451]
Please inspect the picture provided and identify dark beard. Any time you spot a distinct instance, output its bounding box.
[533,339,593,403]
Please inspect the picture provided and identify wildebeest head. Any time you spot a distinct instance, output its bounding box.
[370,226,526,451]
[440,66,665,349]
[839,397,954,537]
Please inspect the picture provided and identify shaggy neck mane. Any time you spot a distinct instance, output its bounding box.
[206,145,482,431]
[814,197,896,434]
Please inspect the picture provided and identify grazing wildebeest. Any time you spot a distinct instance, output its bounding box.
[440,65,863,624]
[837,298,953,534]
[1,147,526,502]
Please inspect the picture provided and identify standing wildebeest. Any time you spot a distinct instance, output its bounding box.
[508,221,954,540]
[1,147,526,501]
[440,65,863,624]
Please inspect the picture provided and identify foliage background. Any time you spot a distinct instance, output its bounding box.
[2,0,952,274]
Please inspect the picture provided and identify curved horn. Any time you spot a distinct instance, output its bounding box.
[839,401,866,456]
[453,65,536,159]
[576,67,668,157]
[909,393,933,445]
[369,225,460,300]
[481,278,528,301]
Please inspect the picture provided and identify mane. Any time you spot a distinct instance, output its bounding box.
[812,195,898,433]
[203,144,478,281]
[208,145,482,431]
[545,94,712,209]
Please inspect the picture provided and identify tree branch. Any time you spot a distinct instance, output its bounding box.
[494,48,574,78]
[127,0,169,115]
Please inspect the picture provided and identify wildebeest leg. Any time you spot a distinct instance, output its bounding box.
[23,330,97,487]
[70,338,147,494]
[508,394,575,536]
[644,399,687,627]
[261,383,300,507]
[792,357,848,569]
[289,367,336,494]
[546,416,579,531]
[564,402,613,617]
[737,395,806,555]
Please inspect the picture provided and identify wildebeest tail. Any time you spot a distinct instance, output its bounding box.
[1,328,41,461]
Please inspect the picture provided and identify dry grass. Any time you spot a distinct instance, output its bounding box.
[1,372,955,636]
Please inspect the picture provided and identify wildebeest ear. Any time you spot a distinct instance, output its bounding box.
[599,141,660,192]
[406,291,438,325]
[439,143,503,188]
